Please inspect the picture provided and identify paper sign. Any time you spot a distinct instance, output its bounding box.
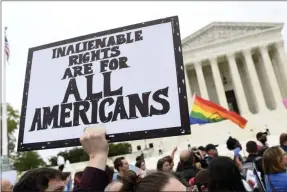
[18,16,190,151]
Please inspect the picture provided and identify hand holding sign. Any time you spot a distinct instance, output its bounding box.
[81,126,108,171]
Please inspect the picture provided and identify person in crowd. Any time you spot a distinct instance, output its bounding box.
[113,157,130,180]
[135,171,188,192]
[73,171,83,190]
[135,159,148,177]
[163,155,175,171]
[198,146,207,158]
[189,169,209,192]
[157,156,172,172]
[105,166,115,183]
[13,168,65,192]
[205,144,218,164]
[280,133,287,152]
[226,136,244,170]
[256,131,269,149]
[104,169,139,192]
[263,146,287,192]
[176,150,197,182]
[208,156,252,192]
[245,141,259,163]
[135,159,146,171]
[1,180,13,192]
[62,172,72,192]
[136,153,145,162]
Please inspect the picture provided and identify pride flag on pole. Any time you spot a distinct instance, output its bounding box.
[189,95,247,128]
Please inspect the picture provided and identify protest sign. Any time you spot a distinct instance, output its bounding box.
[18,16,190,151]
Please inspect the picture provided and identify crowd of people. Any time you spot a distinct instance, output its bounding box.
[1,128,287,192]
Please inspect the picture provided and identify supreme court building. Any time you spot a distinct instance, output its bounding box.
[129,22,287,154]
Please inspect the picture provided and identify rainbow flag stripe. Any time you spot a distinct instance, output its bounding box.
[190,95,247,128]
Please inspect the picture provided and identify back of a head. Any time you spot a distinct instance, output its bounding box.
[157,158,166,171]
[120,170,139,191]
[246,141,258,154]
[262,146,285,175]
[258,146,269,157]
[74,171,83,179]
[114,157,125,171]
[61,172,71,181]
[180,150,193,165]
[105,165,115,183]
[1,180,12,192]
[208,156,246,192]
[135,171,172,192]
[13,168,62,192]
[280,133,287,145]
[226,137,237,150]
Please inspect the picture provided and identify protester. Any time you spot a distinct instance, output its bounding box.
[75,126,110,191]
[73,171,83,190]
[156,157,171,172]
[13,168,65,192]
[113,157,130,180]
[280,133,287,152]
[198,146,207,158]
[62,172,72,192]
[105,169,139,192]
[105,166,115,183]
[176,150,197,182]
[262,146,287,192]
[135,172,188,192]
[136,153,145,162]
[1,180,13,192]
[256,131,269,149]
[189,169,209,192]
[205,144,218,164]
[245,141,259,163]
[208,156,251,192]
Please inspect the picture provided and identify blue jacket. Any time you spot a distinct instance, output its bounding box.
[265,173,287,192]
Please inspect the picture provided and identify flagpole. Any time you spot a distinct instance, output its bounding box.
[1,27,11,172]
[2,40,8,156]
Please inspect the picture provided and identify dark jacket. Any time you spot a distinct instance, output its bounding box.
[281,145,287,152]
[74,167,109,192]
[176,162,197,182]
[244,154,258,163]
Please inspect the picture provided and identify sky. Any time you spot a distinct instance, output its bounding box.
[2,1,287,163]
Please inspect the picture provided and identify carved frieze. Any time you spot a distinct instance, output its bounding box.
[182,25,272,50]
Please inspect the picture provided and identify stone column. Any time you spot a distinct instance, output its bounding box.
[259,45,283,109]
[227,53,250,114]
[184,68,193,110]
[195,61,209,100]
[275,40,287,96]
[242,49,267,112]
[210,57,228,109]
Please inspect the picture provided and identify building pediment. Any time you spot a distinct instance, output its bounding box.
[182,22,283,51]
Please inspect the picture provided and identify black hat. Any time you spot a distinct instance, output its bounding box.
[198,146,206,151]
[205,144,218,152]
[256,132,267,139]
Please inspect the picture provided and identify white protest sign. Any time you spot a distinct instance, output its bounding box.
[18,16,190,151]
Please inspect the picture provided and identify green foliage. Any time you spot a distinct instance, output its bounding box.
[1,104,20,155]
[49,143,132,166]
[108,143,132,157]
[7,104,20,134]
[13,151,46,172]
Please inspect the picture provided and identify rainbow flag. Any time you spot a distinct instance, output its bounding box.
[189,95,247,128]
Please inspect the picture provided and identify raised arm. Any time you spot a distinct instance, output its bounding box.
[74,127,109,192]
